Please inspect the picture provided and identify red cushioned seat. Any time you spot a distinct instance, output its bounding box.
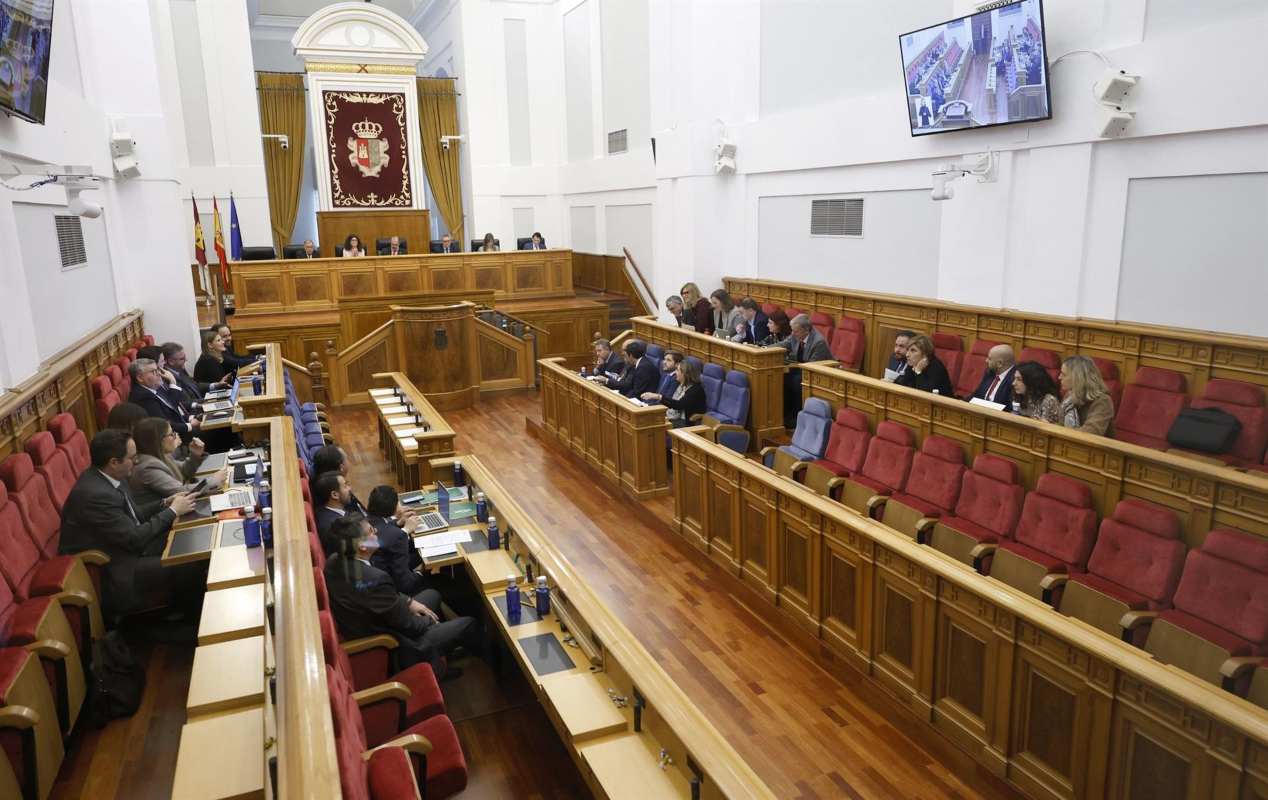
[0,644,63,800]
[929,453,1025,571]
[327,666,422,800]
[882,436,965,539]
[931,333,964,386]
[954,339,1004,400]
[404,714,468,800]
[809,311,834,342]
[48,413,90,475]
[785,307,805,321]
[760,302,781,318]
[91,376,121,430]
[1091,358,1124,409]
[0,454,63,558]
[803,409,871,499]
[829,317,866,371]
[1113,366,1188,451]
[990,473,1098,602]
[1019,347,1061,382]
[24,433,77,513]
[996,539,1068,573]
[838,421,914,517]
[0,569,85,734]
[1186,379,1268,466]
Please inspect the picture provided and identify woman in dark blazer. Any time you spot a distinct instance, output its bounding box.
[642,358,707,427]
[894,334,955,396]
[680,283,714,335]
[193,329,231,384]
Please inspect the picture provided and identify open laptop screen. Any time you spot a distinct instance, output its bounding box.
[436,480,450,520]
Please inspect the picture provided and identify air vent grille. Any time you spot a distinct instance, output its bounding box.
[55,216,87,268]
[810,198,864,237]
[607,129,628,154]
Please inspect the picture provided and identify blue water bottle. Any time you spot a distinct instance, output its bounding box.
[535,576,550,616]
[242,508,261,548]
[486,515,500,550]
[453,459,465,487]
[260,507,273,548]
[475,492,488,523]
[258,479,271,510]
[505,575,521,624]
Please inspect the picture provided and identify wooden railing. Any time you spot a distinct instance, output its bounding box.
[726,276,1268,402]
[621,247,657,317]
[240,343,286,420]
[370,372,457,487]
[669,425,1268,800]
[799,361,1268,548]
[474,317,537,391]
[572,251,654,317]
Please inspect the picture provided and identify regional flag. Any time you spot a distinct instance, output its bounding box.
[192,195,207,267]
[212,197,229,287]
[229,194,243,261]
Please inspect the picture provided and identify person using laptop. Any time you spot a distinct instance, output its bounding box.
[313,471,353,555]
[324,514,477,679]
[366,486,426,595]
[129,419,227,507]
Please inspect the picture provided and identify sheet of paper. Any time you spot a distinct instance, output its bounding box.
[968,397,1007,411]
[384,414,415,425]
[419,543,458,559]
[883,368,901,382]
[415,529,474,549]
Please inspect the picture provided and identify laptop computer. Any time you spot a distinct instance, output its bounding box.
[209,485,255,513]
[411,481,450,535]
[202,380,241,421]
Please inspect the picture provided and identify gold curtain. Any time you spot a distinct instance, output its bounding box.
[416,78,464,242]
[255,72,307,255]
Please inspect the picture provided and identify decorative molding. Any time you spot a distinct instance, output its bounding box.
[292,2,428,66]
[304,62,419,75]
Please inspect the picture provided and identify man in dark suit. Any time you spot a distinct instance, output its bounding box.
[312,470,353,555]
[324,514,477,677]
[733,298,769,344]
[971,344,1017,406]
[599,340,661,398]
[524,232,547,250]
[885,331,915,380]
[128,358,200,442]
[311,445,366,513]
[436,234,458,254]
[592,339,625,378]
[59,429,198,617]
[160,341,226,402]
[365,485,425,595]
[302,239,318,258]
[382,235,406,256]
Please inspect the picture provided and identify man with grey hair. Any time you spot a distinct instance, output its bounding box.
[302,239,317,258]
[592,338,624,377]
[782,313,833,364]
[127,357,201,441]
[664,295,686,328]
[970,343,1017,406]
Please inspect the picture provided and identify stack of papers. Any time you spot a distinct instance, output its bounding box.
[415,529,473,560]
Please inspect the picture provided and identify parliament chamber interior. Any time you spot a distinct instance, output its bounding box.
[0,1,1264,799]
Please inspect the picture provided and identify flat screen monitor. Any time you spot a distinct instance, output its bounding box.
[0,0,55,124]
[899,0,1050,137]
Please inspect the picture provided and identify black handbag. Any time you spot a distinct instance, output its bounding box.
[1166,407,1242,453]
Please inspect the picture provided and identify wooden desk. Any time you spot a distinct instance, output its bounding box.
[198,583,266,645]
[537,357,670,500]
[669,424,1268,800]
[369,373,456,488]
[171,706,266,799]
[187,636,267,717]
[206,545,268,591]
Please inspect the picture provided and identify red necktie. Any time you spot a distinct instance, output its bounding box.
[986,375,1001,400]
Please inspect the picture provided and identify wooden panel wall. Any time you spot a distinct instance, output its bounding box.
[671,427,1268,800]
[498,301,610,368]
[799,363,1268,548]
[476,321,536,392]
[572,251,654,316]
[727,277,1268,401]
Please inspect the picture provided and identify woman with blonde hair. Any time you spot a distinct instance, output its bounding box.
[1059,355,1115,436]
[194,329,230,384]
[894,333,954,395]
[679,282,713,335]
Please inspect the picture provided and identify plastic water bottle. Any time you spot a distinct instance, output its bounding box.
[243,508,261,548]
[486,515,500,549]
[535,576,550,616]
[258,479,271,510]
[475,492,488,523]
[452,460,465,487]
[252,373,263,395]
[505,576,521,624]
[260,507,273,548]
[580,366,588,377]
[932,389,940,395]
[1011,400,1021,414]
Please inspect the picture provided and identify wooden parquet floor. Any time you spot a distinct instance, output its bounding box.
[341,391,1023,800]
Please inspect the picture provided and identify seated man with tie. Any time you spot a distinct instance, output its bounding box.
[302,239,318,258]
[593,339,661,399]
[382,235,405,256]
[592,338,625,378]
[525,231,546,250]
[437,234,457,254]
[730,298,769,344]
[780,314,834,427]
[59,429,199,620]
[970,344,1017,407]
[160,341,231,405]
[884,330,915,381]
[311,445,367,513]
[127,358,201,443]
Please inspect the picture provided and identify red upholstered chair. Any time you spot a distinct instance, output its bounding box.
[1055,499,1185,646]
[315,567,413,689]
[0,569,86,736]
[837,421,915,517]
[932,333,964,386]
[320,611,445,732]
[785,307,806,322]
[1113,367,1189,451]
[929,453,1025,572]
[24,433,78,513]
[880,436,966,540]
[1019,347,1061,382]
[809,311,834,342]
[1180,379,1268,467]
[829,317,866,372]
[1144,528,1268,694]
[1,454,64,558]
[91,377,121,430]
[985,474,1098,604]
[1091,358,1124,409]
[803,409,871,498]
[954,339,1003,400]
[0,644,65,800]
[107,362,131,400]
[48,413,90,475]
[760,302,781,318]
[327,665,468,800]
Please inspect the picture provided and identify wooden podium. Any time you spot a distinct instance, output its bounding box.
[316,209,429,255]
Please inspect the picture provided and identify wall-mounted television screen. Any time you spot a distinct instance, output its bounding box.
[900,0,1050,136]
[0,0,54,124]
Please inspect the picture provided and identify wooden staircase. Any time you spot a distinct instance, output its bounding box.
[576,290,638,337]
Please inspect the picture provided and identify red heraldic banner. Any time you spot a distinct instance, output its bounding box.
[323,90,413,208]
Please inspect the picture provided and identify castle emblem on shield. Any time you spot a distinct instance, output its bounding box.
[348,118,390,177]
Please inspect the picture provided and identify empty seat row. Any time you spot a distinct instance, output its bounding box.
[89,335,154,428]
[763,400,1268,699]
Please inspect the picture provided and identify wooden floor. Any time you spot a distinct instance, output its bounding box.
[53,390,1025,799]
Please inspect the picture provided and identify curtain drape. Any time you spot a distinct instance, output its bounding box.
[416,78,464,242]
[255,72,307,255]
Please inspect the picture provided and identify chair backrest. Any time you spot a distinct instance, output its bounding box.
[1019,347,1061,381]
[0,483,44,599]
[1014,473,1098,570]
[318,609,356,682]
[902,436,966,514]
[931,333,964,385]
[1114,366,1189,442]
[684,356,703,375]
[760,302,781,318]
[809,312,834,342]
[644,343,665,363]
[1086,498,1185,608]
[954,339,1003,399]
[23,432,77,513]
[785,307,806,321]
[715,371,751,426]
[1170,528,1268,649]
[1193,379,1267,463]
[471,238,500,251]
[859,421,916,493]
[951,453,1025,538]
[91,375,114,402]
[0,454,61,558]
[789,398,834,458]
[829,317,866,370]
[1090,357,1124,410]
[312,565,330,609]
[48,413,90,474]
[820,409,871,474]
[700,364,725,413]
[95,389,121,430]
[325,665,375,800]
[375,237,407,254]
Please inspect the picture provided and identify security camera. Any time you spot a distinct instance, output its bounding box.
[440,140,449,152]
[931,171,956,201]
[67,189,102,218]
[439,134,463,152]
[930,152,997,201]
[280,138,289,151]
[262,133,290,151]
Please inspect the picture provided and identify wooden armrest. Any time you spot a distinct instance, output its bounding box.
[969,543,996,572]
[25,639,70,660]
[789,461,808,479]
[826,477,846,491]
[352,681,411,706]
[1039,574,1068,605]
[0,705,39,729]
[1119,610,1158,631]
[343,635,398,654]
[865,494,888,516]
[1220,656,1261,683]
[363,733,433,761]
[76,549,111,566]
[914,517,938,544]
[698,415,722,429]
[55,589,94,607]
[759,446,777,462]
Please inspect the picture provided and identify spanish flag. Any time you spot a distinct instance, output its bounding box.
[212,196,229,288]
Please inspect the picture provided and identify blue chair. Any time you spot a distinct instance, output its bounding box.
[645,343,665,363]
[762,397,833,480]
[700,371,751,452]
[685,356,704,374]
[700,364,725,414]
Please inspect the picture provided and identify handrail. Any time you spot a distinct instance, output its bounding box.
[621,246,657,315]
